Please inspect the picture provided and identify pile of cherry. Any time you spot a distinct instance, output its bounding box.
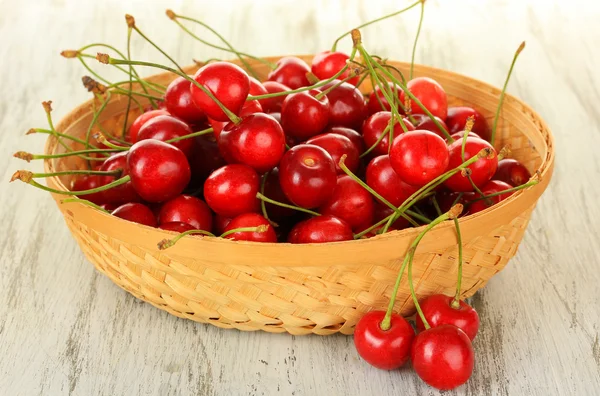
[11,7,537,390]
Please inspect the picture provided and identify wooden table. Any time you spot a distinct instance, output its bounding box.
[1,0,599,394]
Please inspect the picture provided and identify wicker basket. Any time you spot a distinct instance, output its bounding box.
[44,56,554,335]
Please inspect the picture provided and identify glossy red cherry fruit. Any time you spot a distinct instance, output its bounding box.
[446,106,490,142]
[111,203,157,227]
[159,222,196,233]
[288,215,353,243]
[278,144,337,208]
[389,130,449,187]
[327,126,365,154]
[401,77,448,120]
[203,164,260,218]
[320,79,367,129]
[494,158,531,187]
[415,295,480,341]
[223,213,277,242]
[281,89,330,140]
[319,175,375,231]
[190,61,250,122]
[72,175,107,205]
[311,51,358,85]
[127,109,169,143]
[209,99,263,140]
[127,139,191,203]
[260,81,291,113]
[267,56,311,89]
[136,115,194,157]
[411,325,475,390]
[213,214,232,235]
[158,195,213,231]
[164,76,206,124]
[362,111,415,156]
[366,155,418,207]
[98,151,140,205]
[367,82,403,115]
[449,131,481,142]
[444,137,498,192]
[354,311,415,370]
[411,114,449,139]
[468,179,514,214]
[263,168,295,219]
[219,113,286,173]
[306,133,359,174]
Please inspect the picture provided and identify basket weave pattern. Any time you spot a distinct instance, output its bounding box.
[45,57,554,335]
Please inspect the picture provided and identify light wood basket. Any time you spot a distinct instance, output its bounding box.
[44,56,554,335]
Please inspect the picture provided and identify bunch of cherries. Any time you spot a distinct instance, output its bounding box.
[11,5,537,390]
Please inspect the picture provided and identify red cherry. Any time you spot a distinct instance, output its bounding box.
[158,195,213,231]
[305,133,359,174]
[288,215,353,243]
[327,126,365,154]
[494,159,531,187]
[362,112,415,157]
[188,133,227,184]
[279,144,337,208]
[468,179,514,214]
[321,80,367,130]
[415,295,480,341]
[446,106,490,142]
[112,203,157,227]
[136,115,194,157]
[436,190,476,215]
[159,222,196,233]
[190,61,250,122]
[98,151,140,205]
[213,214,232,235]
[263,168,295,219]
[411,114,449,139]
[311,51,358,85]
[219,113,286,173]
[319,175,375,231]
[353,311,415,370]
[366,155,418,207]
[261,81,291,113]
[203,164,260,217]
[281,89,330,140]
[72,175,107,205]
[449,131,481,142]
[267,56,311,89]
[367,82,403,115]
[164,76,206,124]
[401,77,448,120]
[223,213,277,242]
[444,137,498,192]
[411,325,475,390]
[127,109,169,143]
[127,139,191,203]
[209,99,263,140]
[389,130,449,187]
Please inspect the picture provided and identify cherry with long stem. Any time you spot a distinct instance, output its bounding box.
[468,178,539,203]
[157,225,268,250]
[10,170,130,195]
[256,192,320,217]
[491,42,526,145]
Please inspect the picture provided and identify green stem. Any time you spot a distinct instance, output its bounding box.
[86,92,112,149]
[256,192,320,217]
[220,226,265,239]
[17,147,122,161]
[157,229,217,250]
[165,127,214,143]
[15,174,130,195]
[491,42,526,145]
[32,169,121,178]
[432,195,442,216]
[122,27,134,139]
[61,198,110,214]
[359,121,392,158]
[468,179,539,202]
[451,218,463,308]
[410,1,425,80]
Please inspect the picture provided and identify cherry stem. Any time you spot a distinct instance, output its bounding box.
[157,229,217,250]
[61,198,110,214]
[100,55,243,125]
[95,134,129,150]
[256,192,320,217]
[121,26,135,139]
[331,0,422,51]
[314,69,364,100]
[338,155,426,226]
[431,195,442,216]
[167,11,272,76]
[491,41,525,146]
[246,48,358,101]
[380,204,462,331]
[469,179,540,203]
[10,171,130,196]
[410,0,425,80]
[220,225,268,239]
[165,127,214,143]
[259,172,278,228]
[14,147,122,162]
[86,92,112,149]
[451,218,463,308]
[27,128,100,149]
[31,169,121,178]
[359,120,392,158]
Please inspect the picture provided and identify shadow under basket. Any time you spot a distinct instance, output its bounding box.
[44,56,554,335]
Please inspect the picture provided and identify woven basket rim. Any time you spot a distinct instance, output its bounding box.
[43,56,555,256]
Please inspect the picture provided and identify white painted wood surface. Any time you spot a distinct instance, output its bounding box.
[1,0,599,394]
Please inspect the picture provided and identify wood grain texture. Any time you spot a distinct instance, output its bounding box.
[0,0,598,395]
